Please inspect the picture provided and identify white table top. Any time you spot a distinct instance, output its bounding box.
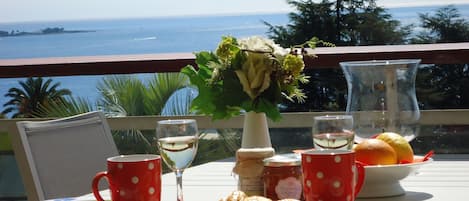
[68,155,469,201]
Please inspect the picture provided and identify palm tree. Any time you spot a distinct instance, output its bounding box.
[29,73,239,161]
[96,73,195,115]
[96,73,195,154]
[2,77,71,118]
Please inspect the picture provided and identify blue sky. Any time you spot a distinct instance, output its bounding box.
[1,0,468,23]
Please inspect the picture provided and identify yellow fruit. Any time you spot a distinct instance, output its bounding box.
[376,132,414,163]
[354,139,397,165]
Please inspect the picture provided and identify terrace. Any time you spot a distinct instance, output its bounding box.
[1,42,469,200]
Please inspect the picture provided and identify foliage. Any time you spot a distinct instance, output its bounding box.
[3,74,239,161]
[264,0,337,47]
[96,74,193,154]
[264,1,469,112]
[283,68,347,112]
[146,73,194,115]
[95,73,192,116]
[97,75,148,116]
[351,6,412,45]
[411,5,469,44]
[0,132,12,151]
[182,36,328,121]
[10,74,200,155]
[416,64,469,109]
[194,129,241,165]
[263,0,412,112]
[160,87,196,116]
[35,96,95,117]
[114,128,154,155]
[1,77,71,118]
[410,6,469,110]
[264,0,411,47]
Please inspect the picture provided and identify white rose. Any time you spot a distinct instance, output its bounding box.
[235,52,272,99]
[270,43,289,57]
[238,36,287,55]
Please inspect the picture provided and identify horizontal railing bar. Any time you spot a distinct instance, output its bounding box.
[105,112,340,130]
[0,53,196,78]
[1,43,468,78]
[305,42,469,68]
[104,110,469,129]
[1,110,468,133]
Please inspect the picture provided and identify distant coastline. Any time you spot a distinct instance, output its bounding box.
[0,27,94,37]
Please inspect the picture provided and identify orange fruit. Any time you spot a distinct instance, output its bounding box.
[376,132,414,163]
[354,139,397,165]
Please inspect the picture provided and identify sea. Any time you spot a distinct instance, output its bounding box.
[1,4,469,113]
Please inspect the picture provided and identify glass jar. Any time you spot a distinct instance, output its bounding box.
[263,154,303,201]
[340,59,421,142]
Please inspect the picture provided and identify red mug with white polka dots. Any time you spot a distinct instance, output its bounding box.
[301,150,365,201]
[92,154,162,201]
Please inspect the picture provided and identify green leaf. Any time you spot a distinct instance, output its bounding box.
[255,98,281,121]
[181,65,216,114]
[261,79,282,104]
[220,70,248,107]
[195,51,218,67]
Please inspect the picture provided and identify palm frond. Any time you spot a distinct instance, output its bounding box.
[34,96,95,118]
[94,73,196,155]
[146,73,191,115]
[161,87,197,116]
[97,75,147,116]
[112,129,154,154]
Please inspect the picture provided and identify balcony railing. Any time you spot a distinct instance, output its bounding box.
[1,42,469,144]
[1,42,469,77]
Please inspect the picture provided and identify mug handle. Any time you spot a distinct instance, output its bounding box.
[92,171,109,201]
[354,161,366,197]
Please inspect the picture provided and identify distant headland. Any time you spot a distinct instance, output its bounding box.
[0,27,95,37]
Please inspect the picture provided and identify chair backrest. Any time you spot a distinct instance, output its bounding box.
[10,111,119,201]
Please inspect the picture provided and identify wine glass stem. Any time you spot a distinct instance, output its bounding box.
[175,170,184,201]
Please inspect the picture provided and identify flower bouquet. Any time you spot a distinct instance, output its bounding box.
[181,36,324,121]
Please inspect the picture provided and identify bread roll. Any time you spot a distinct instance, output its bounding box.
[220,190,247,201]
[243,196,272,201]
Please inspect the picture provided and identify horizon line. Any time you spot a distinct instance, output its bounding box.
[1,3,468,24]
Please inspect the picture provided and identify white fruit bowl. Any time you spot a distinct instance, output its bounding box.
[357,156,433,198]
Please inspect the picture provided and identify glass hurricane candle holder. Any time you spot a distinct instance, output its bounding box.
[340,59,421,142]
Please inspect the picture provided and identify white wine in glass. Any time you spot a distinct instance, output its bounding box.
[312,115,355,150]
[157,119,198,201]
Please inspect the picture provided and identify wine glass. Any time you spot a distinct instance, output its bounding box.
[312,115,355,150]
[156,119,198,201]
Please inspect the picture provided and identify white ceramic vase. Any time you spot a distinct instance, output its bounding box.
[241,111,272,148]
[234,111,275,195]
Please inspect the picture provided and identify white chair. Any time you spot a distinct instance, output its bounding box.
[9,111,119,201]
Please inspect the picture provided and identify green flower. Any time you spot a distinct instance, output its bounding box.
[283,54,304,77]
[216,36,238,62]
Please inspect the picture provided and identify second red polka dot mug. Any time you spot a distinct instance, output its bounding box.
[301,150,365,201]
[92,154,162,201]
